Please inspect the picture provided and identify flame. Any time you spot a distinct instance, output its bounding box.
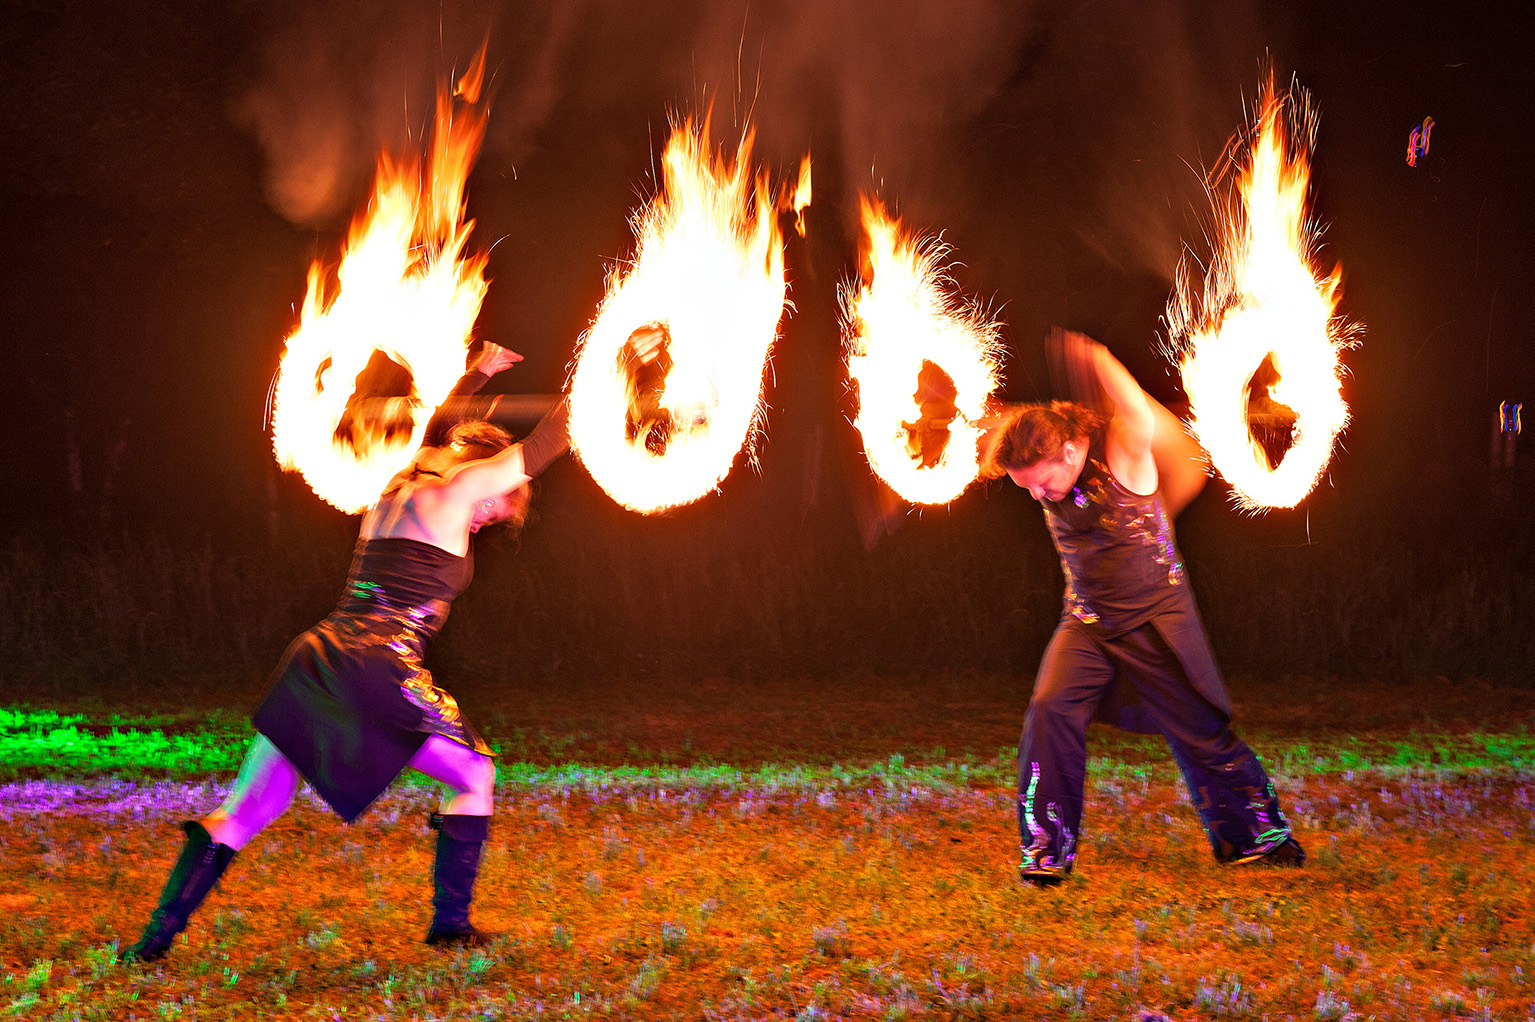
[269,49,491,514]
[842,196,1003,505]
[567,117,788,514]
[1168,80,1353,511]
[791,154,812,238]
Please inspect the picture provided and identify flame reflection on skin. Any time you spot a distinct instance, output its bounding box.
[567,118,788,514]
[842,196,1003,505]
[269,51,490,514]
[1168,79,1355,512]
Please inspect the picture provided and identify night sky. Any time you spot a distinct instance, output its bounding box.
[2,0,1530,549]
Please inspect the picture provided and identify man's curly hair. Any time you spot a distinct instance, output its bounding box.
[982,401,1105,477]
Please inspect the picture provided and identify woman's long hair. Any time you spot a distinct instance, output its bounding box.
[445,420,514,460]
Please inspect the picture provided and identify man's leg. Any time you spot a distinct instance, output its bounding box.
[1018,622,1114,882]
[1110,625,1298,864]
[407,735,497,945]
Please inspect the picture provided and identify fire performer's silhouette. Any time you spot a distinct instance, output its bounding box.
[982,329,1304,886]
[126,342,569,960]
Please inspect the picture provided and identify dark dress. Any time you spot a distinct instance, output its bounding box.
[252,537,495,823]
[1018,436,1292,871]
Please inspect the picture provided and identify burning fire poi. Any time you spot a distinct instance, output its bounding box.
[566,118,789,514]
[1167,80,1354,511]
[843,197,1003,505]
[269,51,491,514]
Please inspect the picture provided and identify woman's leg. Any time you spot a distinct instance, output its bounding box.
[126,735,300,961]
[406,735,497,945]
[407,734,496,816]
[202,733,303,850]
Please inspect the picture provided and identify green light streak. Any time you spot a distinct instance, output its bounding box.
[1,706,1530,787]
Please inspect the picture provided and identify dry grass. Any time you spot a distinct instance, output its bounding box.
[6,768,1535,1019]
[4,674,1535,1019]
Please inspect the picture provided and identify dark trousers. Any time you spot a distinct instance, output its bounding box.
[1018,618,1291,871]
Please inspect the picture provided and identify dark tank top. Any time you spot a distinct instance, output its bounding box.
[1041,435,1186,635]
[337,537,473,620]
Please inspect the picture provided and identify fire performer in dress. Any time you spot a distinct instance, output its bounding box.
[126,342,568,960]
[983,329,1303,887]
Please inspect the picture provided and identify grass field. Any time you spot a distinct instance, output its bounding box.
[3,674,1533,1020]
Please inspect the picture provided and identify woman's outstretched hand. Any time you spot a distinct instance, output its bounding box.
[472,342,524,377]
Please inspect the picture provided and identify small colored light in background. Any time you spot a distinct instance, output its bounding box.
[1493,400,1522,468]
[1499,401,1522,436]
[1406,116,1434,167]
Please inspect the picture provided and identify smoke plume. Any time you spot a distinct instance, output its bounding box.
[233,0,1272,283]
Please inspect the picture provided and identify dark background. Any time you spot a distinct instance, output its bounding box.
[1,0,1531,696]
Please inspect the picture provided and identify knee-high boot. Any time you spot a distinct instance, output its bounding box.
[425,812,494,946]
[124,821,237,962]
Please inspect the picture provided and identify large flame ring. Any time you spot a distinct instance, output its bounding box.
[844,199,1002,505]
[270,178,485,514]
[567,122,787,514]
[1173,83,1351,511]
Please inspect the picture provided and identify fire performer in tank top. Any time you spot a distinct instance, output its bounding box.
[984,329,1303,886]
[125,342,570,960]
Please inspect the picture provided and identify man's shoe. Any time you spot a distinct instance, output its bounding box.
[1232,836,1306,867]
[425,922,496,947]
[1018,865,1069,888]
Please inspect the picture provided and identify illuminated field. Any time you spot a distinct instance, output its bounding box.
[3,680,1533,1019]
